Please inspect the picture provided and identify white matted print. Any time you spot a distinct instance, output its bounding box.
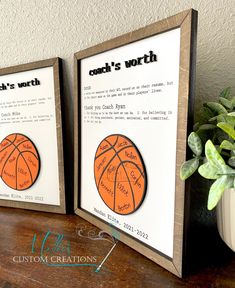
[0,59,65,212]
[80,28,180,258]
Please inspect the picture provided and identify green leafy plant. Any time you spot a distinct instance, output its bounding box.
[180,87,235,210]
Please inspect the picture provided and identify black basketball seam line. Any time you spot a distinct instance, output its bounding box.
[112,136,119,211]
[0,139,32,177]
[6,135,28,148]
[11,141,39,160]
[113,160,136,213]
[98,139,144,211]
[1,149,34,190]
[117,160,145,178]
[15,150,39,160]
[6,134,24,147]
[110,135,127,211]
[15,153,18,190]
[94,134,147,216]
[1,150,38,182]
[105,139,136,211]
[18,143,39,160]
[0,136,16,153]
[0,148,13,176]
[0,132,19,153]
[115,160,145,208]
[0,141,13,153]
[11,134,19,189]
[95,136,119,160]
[97,135,120,211]
[5,139,39,160]
[6,133,17,144]
[0,134,38,156]
[113,155,119,211]
[0,133,41,191]
[17,151,33,181]
[13,134,17,143]
[0,139,26,175]
[113,154,136,211]
[17,152,33,186]
[1,171,16,190]
[114,160,144,194]
[135,174,142,186]
[0,141,25,177]
[97,144,133,189]
[0,140,34,182]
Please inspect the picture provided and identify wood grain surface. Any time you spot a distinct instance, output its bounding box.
[0,207,234,288]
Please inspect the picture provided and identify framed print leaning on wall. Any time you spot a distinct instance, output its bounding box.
[74,9,198,277]
[0,58,66,213]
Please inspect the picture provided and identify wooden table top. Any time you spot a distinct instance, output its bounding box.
[0,207,234,288]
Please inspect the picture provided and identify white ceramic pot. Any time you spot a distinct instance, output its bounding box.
[217,188,235,252]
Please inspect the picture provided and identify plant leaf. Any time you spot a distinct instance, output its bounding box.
[199,106,215,123]
[215,129,232,143]
[193,122,200,131]
[205,140,226,170]
[217,122,235,140]
[219,97,232,109]
[208,114,227,123]
[228,157,235,167]
[224,115,235,128]
[228,112,235,117]
[231,97,235,107]
[198,162,219,179]
[220,140,235,150]
[198,124,216,130]
[207,175,233,210]
[219,87,231,100]
[217,114,227,123]
[188,132,202,156]
[180,158,199,180]
[215,115,235,127]
[206,102,227,115]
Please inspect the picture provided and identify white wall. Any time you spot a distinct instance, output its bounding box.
[0,0,234,107]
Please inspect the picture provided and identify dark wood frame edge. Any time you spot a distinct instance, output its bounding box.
[74,9,198,277]
[0,58,66,214]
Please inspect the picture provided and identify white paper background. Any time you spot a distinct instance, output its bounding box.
[81,28,180,257]
[0,67,60,205]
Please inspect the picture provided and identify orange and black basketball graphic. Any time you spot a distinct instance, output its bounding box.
[0,133,40,191]
[94,134,147,215]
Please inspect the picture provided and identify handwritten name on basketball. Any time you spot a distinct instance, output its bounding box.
[0,134,40,191]
[0,78,41,91]
[88,51,157,76]
[94,135,146,215]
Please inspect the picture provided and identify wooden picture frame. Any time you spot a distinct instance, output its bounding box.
[74,9,198,277]
[0,58,66,213]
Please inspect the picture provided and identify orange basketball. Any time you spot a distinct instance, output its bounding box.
[94,134,147,215]
[0,133,40,191]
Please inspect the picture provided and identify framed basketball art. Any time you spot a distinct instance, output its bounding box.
[0,58,66,213]
[74,9,198,276]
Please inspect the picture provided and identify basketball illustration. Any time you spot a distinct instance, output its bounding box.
[0,133,40,191]
[94,134,147,215]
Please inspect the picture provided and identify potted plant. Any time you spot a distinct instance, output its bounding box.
[180,87,235,251]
